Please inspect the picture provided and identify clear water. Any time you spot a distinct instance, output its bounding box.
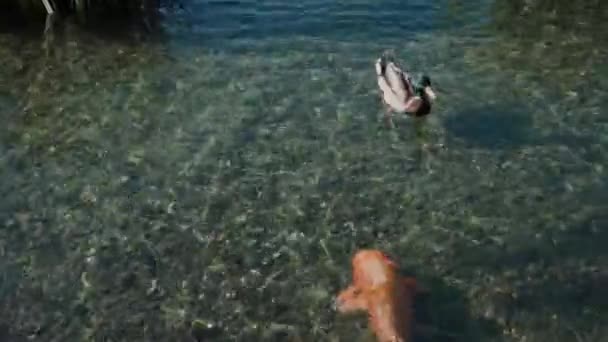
[0,1,607,341]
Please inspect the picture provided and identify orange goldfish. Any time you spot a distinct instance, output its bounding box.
[335,250,419,342]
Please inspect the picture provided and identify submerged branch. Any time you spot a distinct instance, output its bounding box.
[0,0,175,26]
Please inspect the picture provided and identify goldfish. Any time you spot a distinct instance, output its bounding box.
[335,250,419,342]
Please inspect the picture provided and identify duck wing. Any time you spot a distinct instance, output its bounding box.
[384,62,409,100]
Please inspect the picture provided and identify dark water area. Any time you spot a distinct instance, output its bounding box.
[166,1,476,42]
[0,0,607,341]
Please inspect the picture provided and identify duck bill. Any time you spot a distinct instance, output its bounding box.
[424,86,437,101]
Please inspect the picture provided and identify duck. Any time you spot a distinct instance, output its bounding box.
[375,55,437,121]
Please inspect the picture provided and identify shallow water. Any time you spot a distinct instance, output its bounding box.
[1,1,607,341]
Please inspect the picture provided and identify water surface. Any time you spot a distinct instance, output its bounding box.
[1,1,607,341]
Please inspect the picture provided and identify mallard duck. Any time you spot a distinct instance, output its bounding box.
[375,56,436,121]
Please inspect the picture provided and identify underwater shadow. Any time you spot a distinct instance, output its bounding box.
[444,105,535,150]
[0,323,28,342]
[449,204,608,337]
[404,273,503,342]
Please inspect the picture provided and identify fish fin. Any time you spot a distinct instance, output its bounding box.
[401,277,423,294]
[379,252,399,268]
[401,276,431,295]
[336,285,368,313]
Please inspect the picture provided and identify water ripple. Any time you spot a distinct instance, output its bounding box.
[167,0,488,48]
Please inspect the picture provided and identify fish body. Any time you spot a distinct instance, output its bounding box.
[336,250,418,342]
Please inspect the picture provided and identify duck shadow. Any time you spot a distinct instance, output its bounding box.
[443,106,535,150]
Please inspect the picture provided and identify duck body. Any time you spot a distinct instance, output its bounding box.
[375,56,436,118]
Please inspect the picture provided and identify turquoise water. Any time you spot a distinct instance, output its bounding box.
[1,1,607,341]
